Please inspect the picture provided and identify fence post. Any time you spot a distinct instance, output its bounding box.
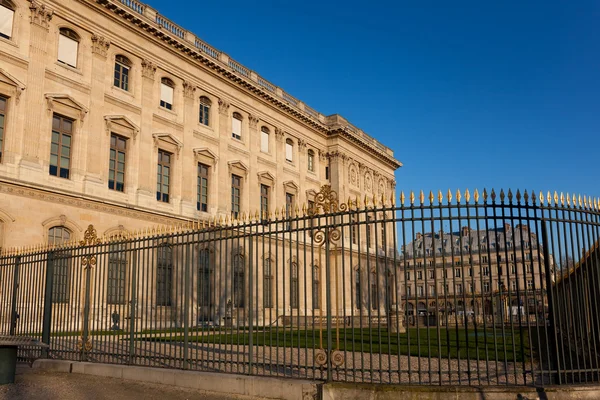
[41,251,55,358]
[248,233,254,374]
[183,241,190,369]
[325,225,333,382]
[541,220,561,384]
[9,256,20,336]
[129,249,138,365]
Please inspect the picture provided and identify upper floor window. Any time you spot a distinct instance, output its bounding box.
[197,163,209,212]
[107,243,127,305]
[48,226,71,246]
[260,184,269,220]
[157,244,173,306]
[160,78,174,110]
[58,28,79,68]
[199,96,211,126]
[231,174,241,219]
[114,55,131,91]
[0,0,15,40]
[307,149,315,172]
[48,226,72,303]
[232,112,242,140]
[285,139,293,162]
[50,114,73,179]
[156,150,171,203]
[108,134,127,192]
[0,95,6,163]
[260,127,269,153]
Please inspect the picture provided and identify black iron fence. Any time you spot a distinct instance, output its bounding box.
[1,186,599,386]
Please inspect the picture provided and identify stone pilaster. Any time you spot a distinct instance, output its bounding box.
[136,59,156,199]
[180,81,196,210]
[216,98,230,214]
[22,0,53,164]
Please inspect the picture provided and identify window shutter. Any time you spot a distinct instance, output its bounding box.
[232,117,242,137]
[58,34,79,67]
[261,131,269,153]
[0,5,14,38]
[285,142,293,161]
[160,83,174,105]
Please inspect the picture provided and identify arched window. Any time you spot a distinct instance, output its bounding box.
[232,112,242,140]
[291,262,299,309]
[198,248,212,307]
[58,28,80,68]
[260,126,269,153]
[114,55,131,91]
[48,226,72,303]
[0,0,15,40]
[285,138,293,162]
[199,96,211,126]
[307,149,315,172]
[156,244,173,306]
[312,266,320,309]
[263,258,272,308]
[160,78,174,110]
[233,254,244,307]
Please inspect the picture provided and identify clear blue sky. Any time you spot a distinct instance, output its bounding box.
[146,0,599,199]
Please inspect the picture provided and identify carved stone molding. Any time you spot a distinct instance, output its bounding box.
[45,93,89,122]
[183,81,196,99]
[218,98,230,115]
[152,133,183,158]
[104,115,139,140]
[91,34,110,58]
[248,114,259,129]
[0,68,26,103]
[275,128,284,142]
[29,0,53,30]
[297,139,307,153]
[141,59,157,80]
[318,149,327,161]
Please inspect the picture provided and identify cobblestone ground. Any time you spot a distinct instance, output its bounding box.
[0,365,250,400]
[46,336,546,386]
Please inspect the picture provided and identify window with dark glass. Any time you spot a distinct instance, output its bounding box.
[312,266,320,309]
[366,215,373,247]
[370,280,378,310]
[355,269,361,309]
[109,134,126,192]
[0,95,6,162]
[197,163,209,212]
[156,150,171,202]
[260,184,269,220]
[114,55,131,91]
[233,255,244,307]
[156,245,172,306]
[291,262,299,309]
[263,258,272,308]
[48,226,71,303]
[50,114,73,179]
[199,96,211,126]
[107,243,127,304]
[0,0,15,40]
[307,149,314,172]
[231,174,241,219]
[198,249,212,306]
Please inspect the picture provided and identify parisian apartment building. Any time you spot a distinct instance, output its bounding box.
[0,0,401,250]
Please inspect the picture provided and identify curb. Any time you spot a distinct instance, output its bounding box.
[32,360,320,400]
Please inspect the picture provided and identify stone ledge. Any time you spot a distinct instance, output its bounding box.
[323,382,600,400]
[32,360,319,400]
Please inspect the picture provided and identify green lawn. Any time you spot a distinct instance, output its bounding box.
[142,327,535,362]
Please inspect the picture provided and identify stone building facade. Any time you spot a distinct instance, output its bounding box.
[0,0,401,250]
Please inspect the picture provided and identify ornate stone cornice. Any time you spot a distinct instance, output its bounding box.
[29,0,53,30]
[182,80,196,99]
[318,149,327,161]
[141,59,156,80]
[248,114,259,129]
[218,98,230,115]
[275,128,284,141]
[91,34,110,57]
[297,139,307,153]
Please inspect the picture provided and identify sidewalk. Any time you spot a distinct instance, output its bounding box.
[0,364,248,400]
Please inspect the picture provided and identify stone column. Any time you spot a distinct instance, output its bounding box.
[247,114,259,213]
[136,59,156,202]
[216,98,230,215]
[180,81,196,215]
[274,128,285,208]
[297,139,307,205]
[84,34,110,189]
[22,0,53,165]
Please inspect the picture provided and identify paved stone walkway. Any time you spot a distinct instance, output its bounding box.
[0,365,249,400]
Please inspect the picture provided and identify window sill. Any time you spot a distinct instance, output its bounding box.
[158,106,177,115]
[55,61,83,76]
[111,85,134,99]
[231,137,245,145]
[196,123,214,133]
[0,36,18,49]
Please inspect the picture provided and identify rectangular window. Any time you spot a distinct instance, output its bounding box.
[351,214,357,245]
[366,216,373,247]
[286,192,294,229]
[260,129,269,153]
[417,285,424,296]
[0,96,6,162]
[285,139,293,162]
[232,114,242,140]
[526,264,532,273]
[0,5,14,39]
[156,150,171,202]
[156,246,172,306]
[260,184,269,219]
[371,282,378,310]
[469,283,474,293]
[58,33,78,67]
[456,283,463,294]
[51,251,71,303]
[429,270,435,279]
[50,114,73,179]
[160,82,174,110]
[199,101,210,126]
[483,266,490,276]
[482,255,488,263]
[108,134,127,192]
[483,282,490,293]
[114,58,130,91]
[417,271,423,280]
[455,268,461,278]
[511,281,517,291]
[527,280,533,290]
[263,259,272,308]
[197,163,209,212]
[429,285,435,296]
[107,244,127,304]
[406,285,412,297]
[231,174,241,218]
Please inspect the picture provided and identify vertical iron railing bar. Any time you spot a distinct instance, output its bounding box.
[437,197,450,383]
[391,205,401,384]
[429,201,442,385]
[357,207,365,382]
[303,210,309,379]
[465,200,480,385]
[409,203,421,384]
[348,205,356,382]
[248,221,255,376]
[128,238,137,365]
[325,211,333,382]
[506,196,534,384]
[274,215,280,377]
[382,206,393,383]
[447,195,462,385]
[183,233,191,369]
[477,199,492,385]
[374,206,383,384]
[9,255,20,337]
[340,211,349,381]
[572,202,590,381]
[485,194,501,384]
[496,198,512,384]
[585,205,600,382]
[361,206,371,382]
[419,202,432,384]
[565,201,583,382]
[457,199,472,385]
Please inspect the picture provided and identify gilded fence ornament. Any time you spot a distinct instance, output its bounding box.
[410,191,415,205]
[465,189,470,203]
[429,191,434,204]
[456,189,461,204]
[499,189,505,202]
[447,189,452,203]
[539,191,544,205]
[80,225,102,247]
[483,188,488,202]
[391,191,396,206]
[523,190,529,203]
[491,189,496,202]
[400,192,405,206]
[508,189,513,202]
[438,190,443,204]
[474,189,480,204]
[419,190,424,205]
[516,189,521,203]
[547,191,551,205]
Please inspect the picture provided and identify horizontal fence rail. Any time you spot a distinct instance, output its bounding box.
[1,186,599,386]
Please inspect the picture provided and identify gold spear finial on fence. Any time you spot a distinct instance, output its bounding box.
[474,189,480,203]
[573,194,577,208]
[372,193,378,207]
[419,190,424,205]
[465,189,470,203]
[391,191,396,206]
[491,189,496,202]
[508,189,514,202]
[523,190,528,203]
[565,192,570,206]
[409,191,415,206]
[275,207,280,219]
[499,189,505,202]
[516,189,521,203]
[429,191,434,205]
[447,189,452,203]
[364,194,370,207]
[438,190,443,204]
[400,191,405,205]
[546,191,551,205]
[456,189,461,203]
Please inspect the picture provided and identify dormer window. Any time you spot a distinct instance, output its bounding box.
[58,28,80,68]
[160,78,174,110]
[0,0,15,40]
